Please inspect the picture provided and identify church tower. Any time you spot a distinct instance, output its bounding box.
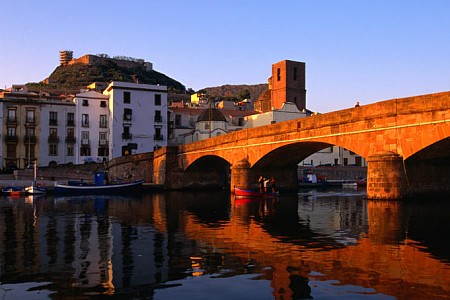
[270,60,306,111]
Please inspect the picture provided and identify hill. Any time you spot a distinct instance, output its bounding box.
[201,84,267,101]
[26,58,186,94]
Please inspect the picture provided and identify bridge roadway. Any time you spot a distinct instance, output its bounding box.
[151,91,450,199]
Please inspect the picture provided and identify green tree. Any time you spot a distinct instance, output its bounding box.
[238,89,251,101]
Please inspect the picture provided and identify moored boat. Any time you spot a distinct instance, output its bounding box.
[2,186,23,196]
[54,178,144,195]
[234,187,278,198]
[24,162,47,195]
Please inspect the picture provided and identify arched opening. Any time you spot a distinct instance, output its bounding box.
[184,155,231,189]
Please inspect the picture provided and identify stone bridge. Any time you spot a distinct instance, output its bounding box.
[152,91,450,199]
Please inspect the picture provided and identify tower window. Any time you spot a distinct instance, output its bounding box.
[293,67,298,80]
[277,68,281,81]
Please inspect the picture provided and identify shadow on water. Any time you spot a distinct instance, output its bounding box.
[0,189,448,299]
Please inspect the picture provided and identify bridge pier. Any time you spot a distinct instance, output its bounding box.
[230,158,252,192]
[367,152,407,200]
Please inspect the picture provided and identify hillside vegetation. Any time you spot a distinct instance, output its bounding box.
[25,56,267,100]
[27,60,186,94]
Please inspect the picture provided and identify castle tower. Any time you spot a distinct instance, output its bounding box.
[59,50,73,66]
[270,60,306,111]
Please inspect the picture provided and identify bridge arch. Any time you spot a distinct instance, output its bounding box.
[183,155,231,189]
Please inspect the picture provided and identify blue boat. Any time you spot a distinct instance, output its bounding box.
[54,171,144,195]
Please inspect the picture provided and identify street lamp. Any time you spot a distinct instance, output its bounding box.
[26,123,30,167]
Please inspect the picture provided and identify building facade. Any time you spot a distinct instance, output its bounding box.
[103,82,168,158]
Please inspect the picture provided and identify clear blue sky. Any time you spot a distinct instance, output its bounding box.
[1,0,450,113]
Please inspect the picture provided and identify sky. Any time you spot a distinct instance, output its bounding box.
[1,0,450,113]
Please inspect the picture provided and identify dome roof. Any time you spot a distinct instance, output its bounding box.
[197,108,227,122]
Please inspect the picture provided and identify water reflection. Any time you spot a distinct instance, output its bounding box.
[0,190,448,299]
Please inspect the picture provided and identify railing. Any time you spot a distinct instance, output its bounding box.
[49,119,58,126]
[81,139,90,145]
[65,136,76,143]
[5,135,18,142]
[154,116,163,123]
[122,133,132,140]
[67,120,75,126]
[99,140,108,146]
[48,135,60,143]
[6,117,17,124]
[24,135,37,143]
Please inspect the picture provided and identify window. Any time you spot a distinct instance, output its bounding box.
[293,67,297,80]
[26,127,35,137]
[123,108,132,121]
[26,110,35,124]
[100,115,107,128]
[67,144,74,156]
[154,110,162,122]
[7,127,16,137]
[80,146,91,156]
[124,91,131,103]
[7,108,16,122]
[82,99,89,106]
[7,144,16,158]
[81,131,89,140]
[49,111,57,125]
[67,128,74,138]
[277,68,281,81]
[122,126,132,139]
[155,94,161,106]
[205,123,210,130]
[49,144,58,156]
[154,128,163,140]
[25,144,35,161]
[99,132,107,146]
[98,147,109,157]
[100,101,107,107]
[175,114,181,126]
[82,114,89,127]
[49,128,57,137]
[67,112,75,126]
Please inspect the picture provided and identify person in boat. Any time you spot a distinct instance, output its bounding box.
[264,177,271,192]
[270,176,276,193]
[258,175,264,192]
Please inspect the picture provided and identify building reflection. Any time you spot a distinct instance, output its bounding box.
[0,192,449,299]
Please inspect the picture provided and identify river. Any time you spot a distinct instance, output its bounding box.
[0,188,449,299]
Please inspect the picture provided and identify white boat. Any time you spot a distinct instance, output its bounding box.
[24,162,47,195]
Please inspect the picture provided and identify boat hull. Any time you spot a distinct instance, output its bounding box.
[24,185,47,195]
[234,187,278,198]
[54,179,144,195]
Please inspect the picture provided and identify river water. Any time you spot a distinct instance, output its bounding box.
[0,188,449,299]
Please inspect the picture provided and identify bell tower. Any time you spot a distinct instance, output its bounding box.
[271,60,306,111]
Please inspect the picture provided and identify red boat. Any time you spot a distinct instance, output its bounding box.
[234,187,278,198]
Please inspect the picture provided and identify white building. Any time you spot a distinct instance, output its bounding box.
[103,82,168,158]
[184,108,228,143]
[243,102,306,128]
[73,90,110,164]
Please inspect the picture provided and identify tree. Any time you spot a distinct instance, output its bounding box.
[238,89,251,101]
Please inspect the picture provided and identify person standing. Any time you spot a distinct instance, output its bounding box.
[270,176,276,193]
[258,175,264,192]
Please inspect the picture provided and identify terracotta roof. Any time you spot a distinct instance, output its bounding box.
[197,108,227,122]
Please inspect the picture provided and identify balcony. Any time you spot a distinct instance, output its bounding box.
[122,133,132,140]
[48,135,60,143]
[6,117,17,125]
[123,115,132,122]
[5,135,18,142]
[81,139,90,146]
[49,119,58,126]
[67,120,75,126]
[99,140,109,146]
[154,116,163,123]
[25,118,36,125]
[23,135,37,143]
[65,136,76,143]
[153,134,164,141]
[81,121,89,128]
